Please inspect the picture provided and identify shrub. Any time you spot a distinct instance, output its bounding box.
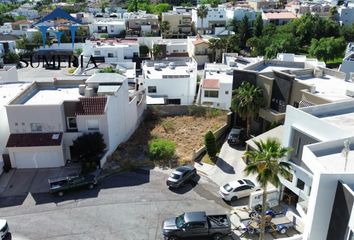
[206,108,221,118]
[148,138,175,161]
[188,105,206,117]
[99,66,115,73]
[204,131,217,160]
[161,119,174,132]
[139,45,150,57]
[68,68,76,74]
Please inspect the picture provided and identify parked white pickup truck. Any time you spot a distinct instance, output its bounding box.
[0,219,9,239]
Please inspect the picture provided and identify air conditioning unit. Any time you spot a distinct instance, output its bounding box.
[226,68,233,75]
[229,60,236,67]
[346,89,354,97]
[154,63,161,70]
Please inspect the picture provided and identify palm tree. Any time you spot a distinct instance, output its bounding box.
[208,38,221,62]
[197,5,208,34]
[244,138,292,240]
[231,82,263,137]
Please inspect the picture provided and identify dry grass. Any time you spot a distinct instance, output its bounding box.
[112,113,227,166]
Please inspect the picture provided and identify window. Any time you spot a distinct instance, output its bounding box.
[204,90,219,98]
[67,117,77,129]
[107,52,114,58]
[293,101,299,108]
[94,50,100,56]
[187,222,205,229]
[148,86,157,93]
[295,138,302,157]
[15,122,18,126]
[87,119,99,131]
[225,91,229,95]
[296,178,305,190]
[235,186,249,191]
[30,123,42,132]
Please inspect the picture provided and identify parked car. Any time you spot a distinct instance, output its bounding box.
[0,219,9,240]
[166,166,197,188]
[227,128,245,146]
[219,179,260,202]
[162,211,231,240]
[49,171,99,196]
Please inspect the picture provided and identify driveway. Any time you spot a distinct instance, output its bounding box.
[0,168,234,240]
[196,142,256,187]
[0,165,81,197]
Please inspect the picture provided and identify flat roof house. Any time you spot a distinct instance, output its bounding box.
[280,100,354,240]
[142,58,197,105]
[3,73,146,169]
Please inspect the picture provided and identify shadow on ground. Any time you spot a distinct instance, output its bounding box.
[216,157,235,174]
[168,175,201,195]
[0,169,151,207]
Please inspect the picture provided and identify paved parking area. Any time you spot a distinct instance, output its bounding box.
[0,168,234,240]
[0,166,81,197]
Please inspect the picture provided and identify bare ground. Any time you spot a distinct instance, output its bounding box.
[110,113,227,166]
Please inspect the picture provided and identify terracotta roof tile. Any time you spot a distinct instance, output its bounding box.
[76,96,107,115]
[264,11,297,20]
[6,132,62,148]
[193,38,208,45]
[12,20,32,25]
[203,79,220,89]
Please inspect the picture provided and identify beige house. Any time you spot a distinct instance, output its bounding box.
[187,35,216,67]
[161,11,192,38]
[247,0,279,10]
[123,11,160,37]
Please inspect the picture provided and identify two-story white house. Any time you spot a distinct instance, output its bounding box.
[142,58,197,105]
[3,73,146,169]
[82,39,140,65]
[192,5,227,34]
[89,18,126,38]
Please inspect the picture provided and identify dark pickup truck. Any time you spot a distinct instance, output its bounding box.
[49,172,98,196]
[162,211,231,240]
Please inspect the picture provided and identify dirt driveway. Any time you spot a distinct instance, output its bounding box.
[0,165,80,197]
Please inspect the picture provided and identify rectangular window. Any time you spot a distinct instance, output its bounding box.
[293,101,299,108]
[225,91,229,95]
[107,52,114,58]
[87,119,99,131]
[296,178,305,190]
[204,90,219,98]
[67,117,77,129]
[148,86,157,93]
[30,123,42,132]
[94,50,100,56]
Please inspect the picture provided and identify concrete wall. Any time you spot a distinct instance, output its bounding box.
[76,114,109,146]
[0,66,18,82]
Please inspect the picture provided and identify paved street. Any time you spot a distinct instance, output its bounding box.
[0,168,233,240]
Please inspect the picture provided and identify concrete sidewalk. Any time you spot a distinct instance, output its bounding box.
[195,142,255,187]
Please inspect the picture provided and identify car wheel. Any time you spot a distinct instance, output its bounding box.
[279,227,287,234]
[88,184,94,189]
[231,196,238,202]
[58,191,64,197]
[212,233,223,240]
[168,236,179,240]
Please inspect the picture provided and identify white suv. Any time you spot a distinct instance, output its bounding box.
[219,179,260,202]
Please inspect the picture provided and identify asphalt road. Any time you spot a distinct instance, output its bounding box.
[0,168,232,240]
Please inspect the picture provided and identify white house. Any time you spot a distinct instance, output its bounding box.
[151,38,189,58]
[0,23,13,34]
[338,6,354,25]
[191,5,227,34]
[280,101,354,240]
[3,73,146,169]
[339,43,354,81]
[89,18,126,38]
[82,39,139,64]
[142,58,197,105]
[0,41,16,57]
[225,7,258,22]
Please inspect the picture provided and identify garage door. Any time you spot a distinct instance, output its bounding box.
[14,150,62,168]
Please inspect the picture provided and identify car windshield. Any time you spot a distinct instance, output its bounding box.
[176,214,185,228]
[244,179,255,187]
[230,134,239,138]
[223,183,233,192]
[170,173,181,179]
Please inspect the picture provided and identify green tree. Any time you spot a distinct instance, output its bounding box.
[231,82,264,137]
[329,6,338,21]
[244,138,292,240]
[152,44,163,60]
[160,20,170,38]
[74,48,83,56]
[148,138,175,161]
[208,38,222,62]
[309,37,346,62]
[139,45,150,57]
[200,0,220,7]
[14,15,26,21]
[151,3,171,15]
[72,132,107,174]
[253,14,263,37]
[3,52,19,64]
[239,15,252,48]
[204,131,217,160]
[197,5,208,34]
